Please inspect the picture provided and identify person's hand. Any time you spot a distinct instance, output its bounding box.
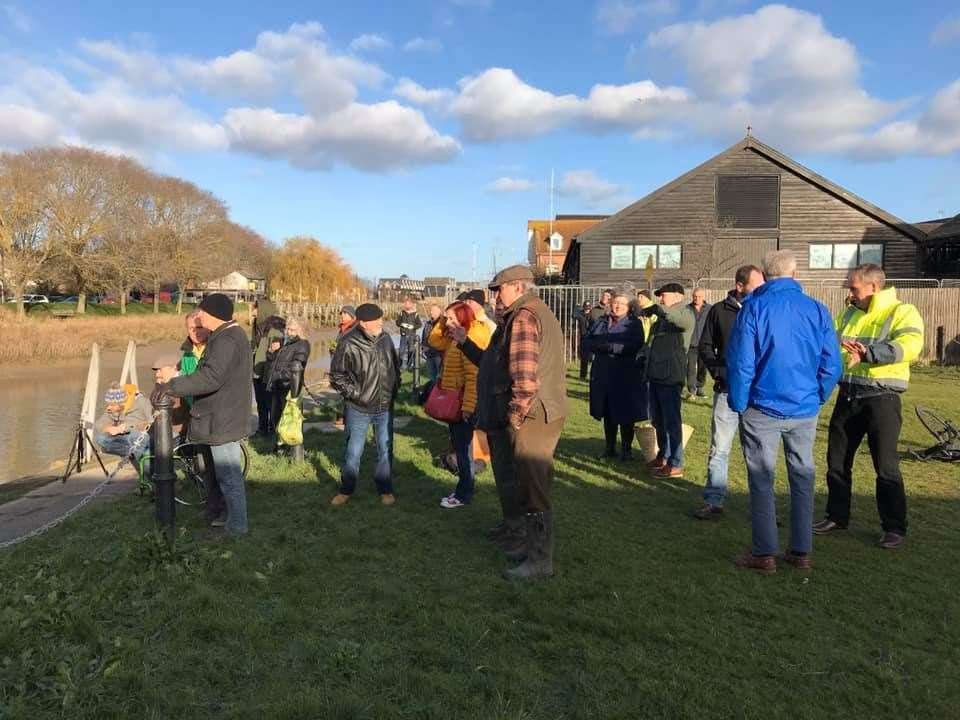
[450,326,467,344]
[106,423,127,436]
[841,340,866,369]
[150,382,171,406]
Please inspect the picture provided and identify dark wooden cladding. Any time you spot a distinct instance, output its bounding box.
[575,140,921,286]
[716,175,780,228]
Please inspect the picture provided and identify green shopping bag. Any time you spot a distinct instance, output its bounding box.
[276,392,304,446]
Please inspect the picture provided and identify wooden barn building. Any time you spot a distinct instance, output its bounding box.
[917,214,960,278]
[562,136,926,286]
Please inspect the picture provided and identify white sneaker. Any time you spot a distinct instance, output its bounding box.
[440,496,466,509]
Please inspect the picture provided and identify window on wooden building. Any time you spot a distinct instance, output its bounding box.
[716,175,780,228]
[808,243,884,269]
[609,244,682,269]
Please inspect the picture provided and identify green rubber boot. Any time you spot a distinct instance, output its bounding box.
[503,512,554,581]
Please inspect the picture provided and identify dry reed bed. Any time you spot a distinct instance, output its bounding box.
[0,314,190,363]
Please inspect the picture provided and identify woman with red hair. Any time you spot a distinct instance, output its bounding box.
[428,300,493,508]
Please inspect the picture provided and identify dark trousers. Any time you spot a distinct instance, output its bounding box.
[449,419,476,502]
[489,414,564,514]
[603,415,634,453]
[253,378,272,434]
[649,382,684,468]
[579,354,590,380]
[825,390,907,534]
[199,445,226,520]
[686,348,707,393]
[398,335,415,370]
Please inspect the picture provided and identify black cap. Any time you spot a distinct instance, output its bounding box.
[461,289,486,305]
[355,303,383,321]
[654,283,685,297]
[198,293,234,321]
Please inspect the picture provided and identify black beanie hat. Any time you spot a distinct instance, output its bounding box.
[355,303,383,321]
[198,293,234,321]
[462,289,486,305]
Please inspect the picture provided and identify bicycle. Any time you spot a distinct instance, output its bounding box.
[137,440,251,506]
[910,406,960,462]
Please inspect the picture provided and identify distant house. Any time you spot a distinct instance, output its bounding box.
[527,215,608,277]
[189,271,265,302]
[563,136,926,287]
[918,214,960,278]
[377,275,425,301]
[423,276,457,298]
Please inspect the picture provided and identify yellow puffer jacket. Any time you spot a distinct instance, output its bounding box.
[428,318,493,415]
[836,286,924,392]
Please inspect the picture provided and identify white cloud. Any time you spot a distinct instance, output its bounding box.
[931,17,960,46]
[449,67,688,141]
[392,78,454,110]
[2,4,30,33]
[0,104,59,148]
[486,177,536,193]
[559,170,624,208]
[403,37,443,53]
[0,22,458,172]
[595,0,677,35]
[224,102,460,171]
[349,34,392,53]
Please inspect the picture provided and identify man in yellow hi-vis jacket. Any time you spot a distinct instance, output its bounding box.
[813,264,924,550]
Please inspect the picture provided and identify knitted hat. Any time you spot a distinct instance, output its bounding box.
[198,293,234,321]
[355,303,383,321]
[103,384,127,406]
[340,305,357,319]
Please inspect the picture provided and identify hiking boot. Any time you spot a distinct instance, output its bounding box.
[380,493,396,506]
[780,550,813,571]
[503,512,554,581]
[655,465,684,479]
[878,532,905,550]
[733,551,776,575]
[330,493,351,506]
[692,504,724,520]
[812,518,846,535]
[495,516,526,552]
[646,457,667,471]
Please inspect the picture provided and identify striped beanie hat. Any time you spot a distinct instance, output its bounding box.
[104,384,127,406]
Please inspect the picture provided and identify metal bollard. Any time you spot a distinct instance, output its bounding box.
[151,394,176,542]
[936,326,945,365]
[291,443,305,463]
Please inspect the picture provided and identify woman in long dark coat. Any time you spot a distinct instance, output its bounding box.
[582,290,648,460]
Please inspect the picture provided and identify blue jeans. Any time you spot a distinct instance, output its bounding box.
[96,430,150,461]
[449,418,475,503]
[739,407,818,556]
[649,383,683,468]
[398,335,415,370]
[208,441,248,535]
[341,406,393,495]
[425,354,442,383]
[703,392,739,506]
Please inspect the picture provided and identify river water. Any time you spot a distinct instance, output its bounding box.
[0,331,339,483]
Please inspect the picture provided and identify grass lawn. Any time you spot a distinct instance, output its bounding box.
[1,367,958,719]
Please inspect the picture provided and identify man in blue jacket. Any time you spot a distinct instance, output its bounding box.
[727,250,842,573]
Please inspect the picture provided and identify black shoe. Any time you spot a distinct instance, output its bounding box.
[619,449,634,462]
[813,518,846,535]
[598,447,617,459]
[692,504,724,520]
[878,532,905,550]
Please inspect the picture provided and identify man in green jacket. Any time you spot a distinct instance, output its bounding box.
[637,283,695,478]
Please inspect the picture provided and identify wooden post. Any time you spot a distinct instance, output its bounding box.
[119,339,139,389]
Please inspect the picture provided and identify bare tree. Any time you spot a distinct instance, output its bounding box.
[0,150,53,319]
[683,214,740,283]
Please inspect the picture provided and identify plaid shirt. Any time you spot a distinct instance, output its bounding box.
[507,307,541,427]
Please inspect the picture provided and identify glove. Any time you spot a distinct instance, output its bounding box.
[150,382,171,406]
[593,341,610,353]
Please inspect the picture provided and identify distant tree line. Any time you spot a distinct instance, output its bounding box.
[0,146,272,318]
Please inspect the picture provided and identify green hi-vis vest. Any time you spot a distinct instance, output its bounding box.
[835,286,924,393]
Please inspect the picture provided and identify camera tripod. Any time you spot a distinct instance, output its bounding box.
[60,420,109,483]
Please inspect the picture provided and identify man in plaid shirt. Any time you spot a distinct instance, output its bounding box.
[456,265,567,580]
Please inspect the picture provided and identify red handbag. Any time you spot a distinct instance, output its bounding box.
[424,383,464,422]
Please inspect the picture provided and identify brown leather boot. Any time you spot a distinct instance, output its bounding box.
[733,551,776,575]
[503,512,554,581]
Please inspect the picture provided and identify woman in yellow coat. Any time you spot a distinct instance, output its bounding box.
[428,300,493,508]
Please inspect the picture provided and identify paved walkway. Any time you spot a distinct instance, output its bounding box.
[0,462,137,546]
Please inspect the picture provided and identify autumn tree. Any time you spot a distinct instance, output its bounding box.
[269,236,362,303]
[0,150,54,319]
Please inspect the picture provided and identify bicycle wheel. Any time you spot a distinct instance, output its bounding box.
[916,406,952,445]
[239,440,250,481]
[172,443,208,507]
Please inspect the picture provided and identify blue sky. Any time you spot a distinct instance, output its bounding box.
[2,0,959,280]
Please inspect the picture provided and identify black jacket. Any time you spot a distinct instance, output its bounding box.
[422,318,443,359]
[330,325,400,414]
[396,310,422,337]
[698,291,742,393]
[167,320,253,445]
[581,315,648,424]
[265,336,311,395]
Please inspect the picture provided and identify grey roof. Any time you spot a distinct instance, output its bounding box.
[578,136,927,244]
[926,214,960,243]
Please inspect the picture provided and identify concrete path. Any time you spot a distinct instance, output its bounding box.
[0,461,137,546]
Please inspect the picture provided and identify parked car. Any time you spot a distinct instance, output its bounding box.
[5,294,50,304]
